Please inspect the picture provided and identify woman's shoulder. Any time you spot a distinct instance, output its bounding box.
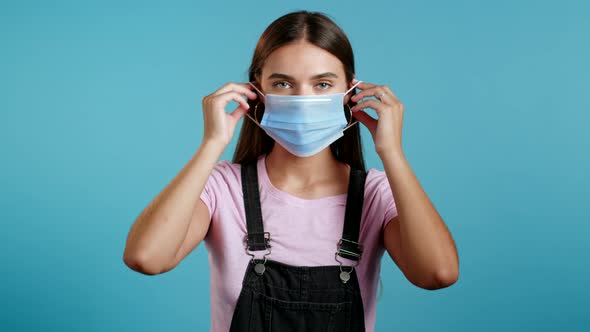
[212,159,241,172]
[364,167,388,189]
[362,167,395,203]
[209,155,267,186]
[206,159,243,189]
[363,166,397,218]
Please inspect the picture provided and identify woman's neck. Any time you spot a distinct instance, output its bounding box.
[264,145,349,196]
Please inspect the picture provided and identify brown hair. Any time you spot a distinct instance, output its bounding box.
[232,11,366,171]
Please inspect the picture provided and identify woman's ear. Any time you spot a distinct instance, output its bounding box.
[249,81,266,104]
[344,77,358,104]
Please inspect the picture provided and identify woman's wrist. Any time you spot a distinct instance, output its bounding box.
[198,139,227,160]
[377,146,405,163]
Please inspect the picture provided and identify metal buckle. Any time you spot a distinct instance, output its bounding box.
[334,252,359,269]
[336,238,363,260]
[244,232,272,262]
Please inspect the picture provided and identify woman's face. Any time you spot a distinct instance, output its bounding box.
[259,40,352,99]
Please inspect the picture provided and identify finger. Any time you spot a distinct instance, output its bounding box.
[213,91,252,111]
[352,110,378,134]
[353,81,377,91]
[351,99,390,115]
[376,85,398,99]
[211,82,258,100]
[211,82,254,96]
[350,86,388,103]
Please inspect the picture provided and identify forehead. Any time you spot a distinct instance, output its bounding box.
[261,40,345,80]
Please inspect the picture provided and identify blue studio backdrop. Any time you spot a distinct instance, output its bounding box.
[1,0,589,331]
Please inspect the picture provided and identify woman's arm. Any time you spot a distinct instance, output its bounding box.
[381,153,459,290]
[123,141,224,275]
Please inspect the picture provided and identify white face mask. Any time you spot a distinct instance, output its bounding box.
[246,81,362,157]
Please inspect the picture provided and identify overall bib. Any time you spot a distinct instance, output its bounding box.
[229,161,367,332]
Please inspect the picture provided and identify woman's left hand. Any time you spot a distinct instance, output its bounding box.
[350,81,405,158]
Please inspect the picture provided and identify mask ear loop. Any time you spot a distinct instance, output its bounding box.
[248,82,265,99]
[343,106,358,131]
[343,80,362,131]
[345,80,362,95]
[244,101,265,130]
[244,82,266,129]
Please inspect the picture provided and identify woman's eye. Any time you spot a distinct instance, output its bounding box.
[317,82,332,89]
[273,81,292,89]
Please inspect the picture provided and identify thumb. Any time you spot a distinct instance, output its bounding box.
[229,104,249,124]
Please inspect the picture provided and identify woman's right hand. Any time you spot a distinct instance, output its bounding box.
[201,82,258,146]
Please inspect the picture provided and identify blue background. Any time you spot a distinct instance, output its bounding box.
[1,0,589,331]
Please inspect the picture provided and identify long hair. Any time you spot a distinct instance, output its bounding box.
[232,11,365,171]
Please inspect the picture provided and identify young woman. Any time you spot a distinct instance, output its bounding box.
[124,11,459,332]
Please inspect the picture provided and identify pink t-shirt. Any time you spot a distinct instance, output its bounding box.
[199,154,398,332]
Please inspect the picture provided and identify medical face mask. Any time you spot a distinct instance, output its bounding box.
[245,81,362,157]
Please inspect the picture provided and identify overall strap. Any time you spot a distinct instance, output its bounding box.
[337,167,367,261]
[241,161,270,251]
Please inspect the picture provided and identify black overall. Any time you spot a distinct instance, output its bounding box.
[229,161,367,332]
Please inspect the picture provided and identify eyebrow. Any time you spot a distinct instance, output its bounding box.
[267,72,339,80]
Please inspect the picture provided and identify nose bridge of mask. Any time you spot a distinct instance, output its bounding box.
[263,95,344,125]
